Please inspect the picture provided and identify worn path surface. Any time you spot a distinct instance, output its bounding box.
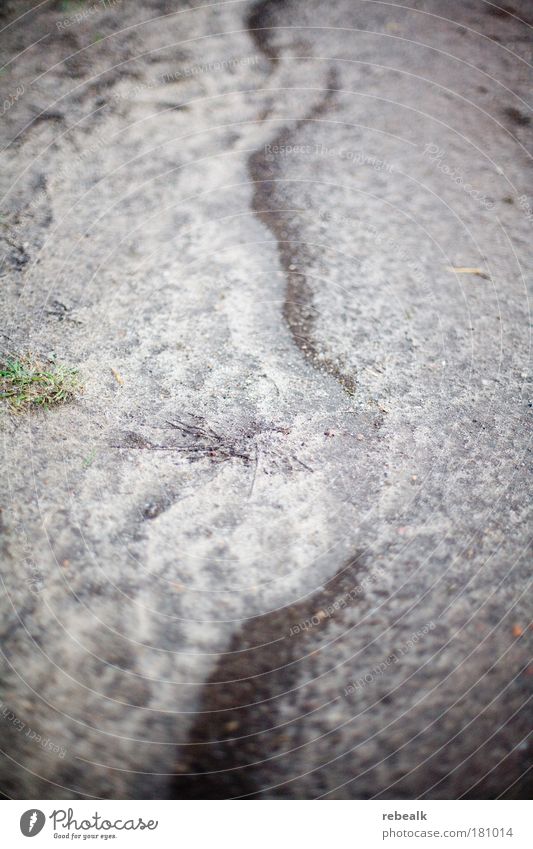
[0,0,531,799]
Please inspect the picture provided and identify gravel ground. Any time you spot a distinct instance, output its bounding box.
[0,0,531,799]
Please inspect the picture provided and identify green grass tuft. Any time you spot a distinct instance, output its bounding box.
[0,354,81,412]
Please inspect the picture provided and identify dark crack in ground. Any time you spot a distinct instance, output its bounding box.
[248,63,357,395]
[247,0,284,66]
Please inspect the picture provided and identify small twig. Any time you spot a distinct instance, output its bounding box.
[291,454,314,472]
[165,418,205,435]
[249,447,260,497]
